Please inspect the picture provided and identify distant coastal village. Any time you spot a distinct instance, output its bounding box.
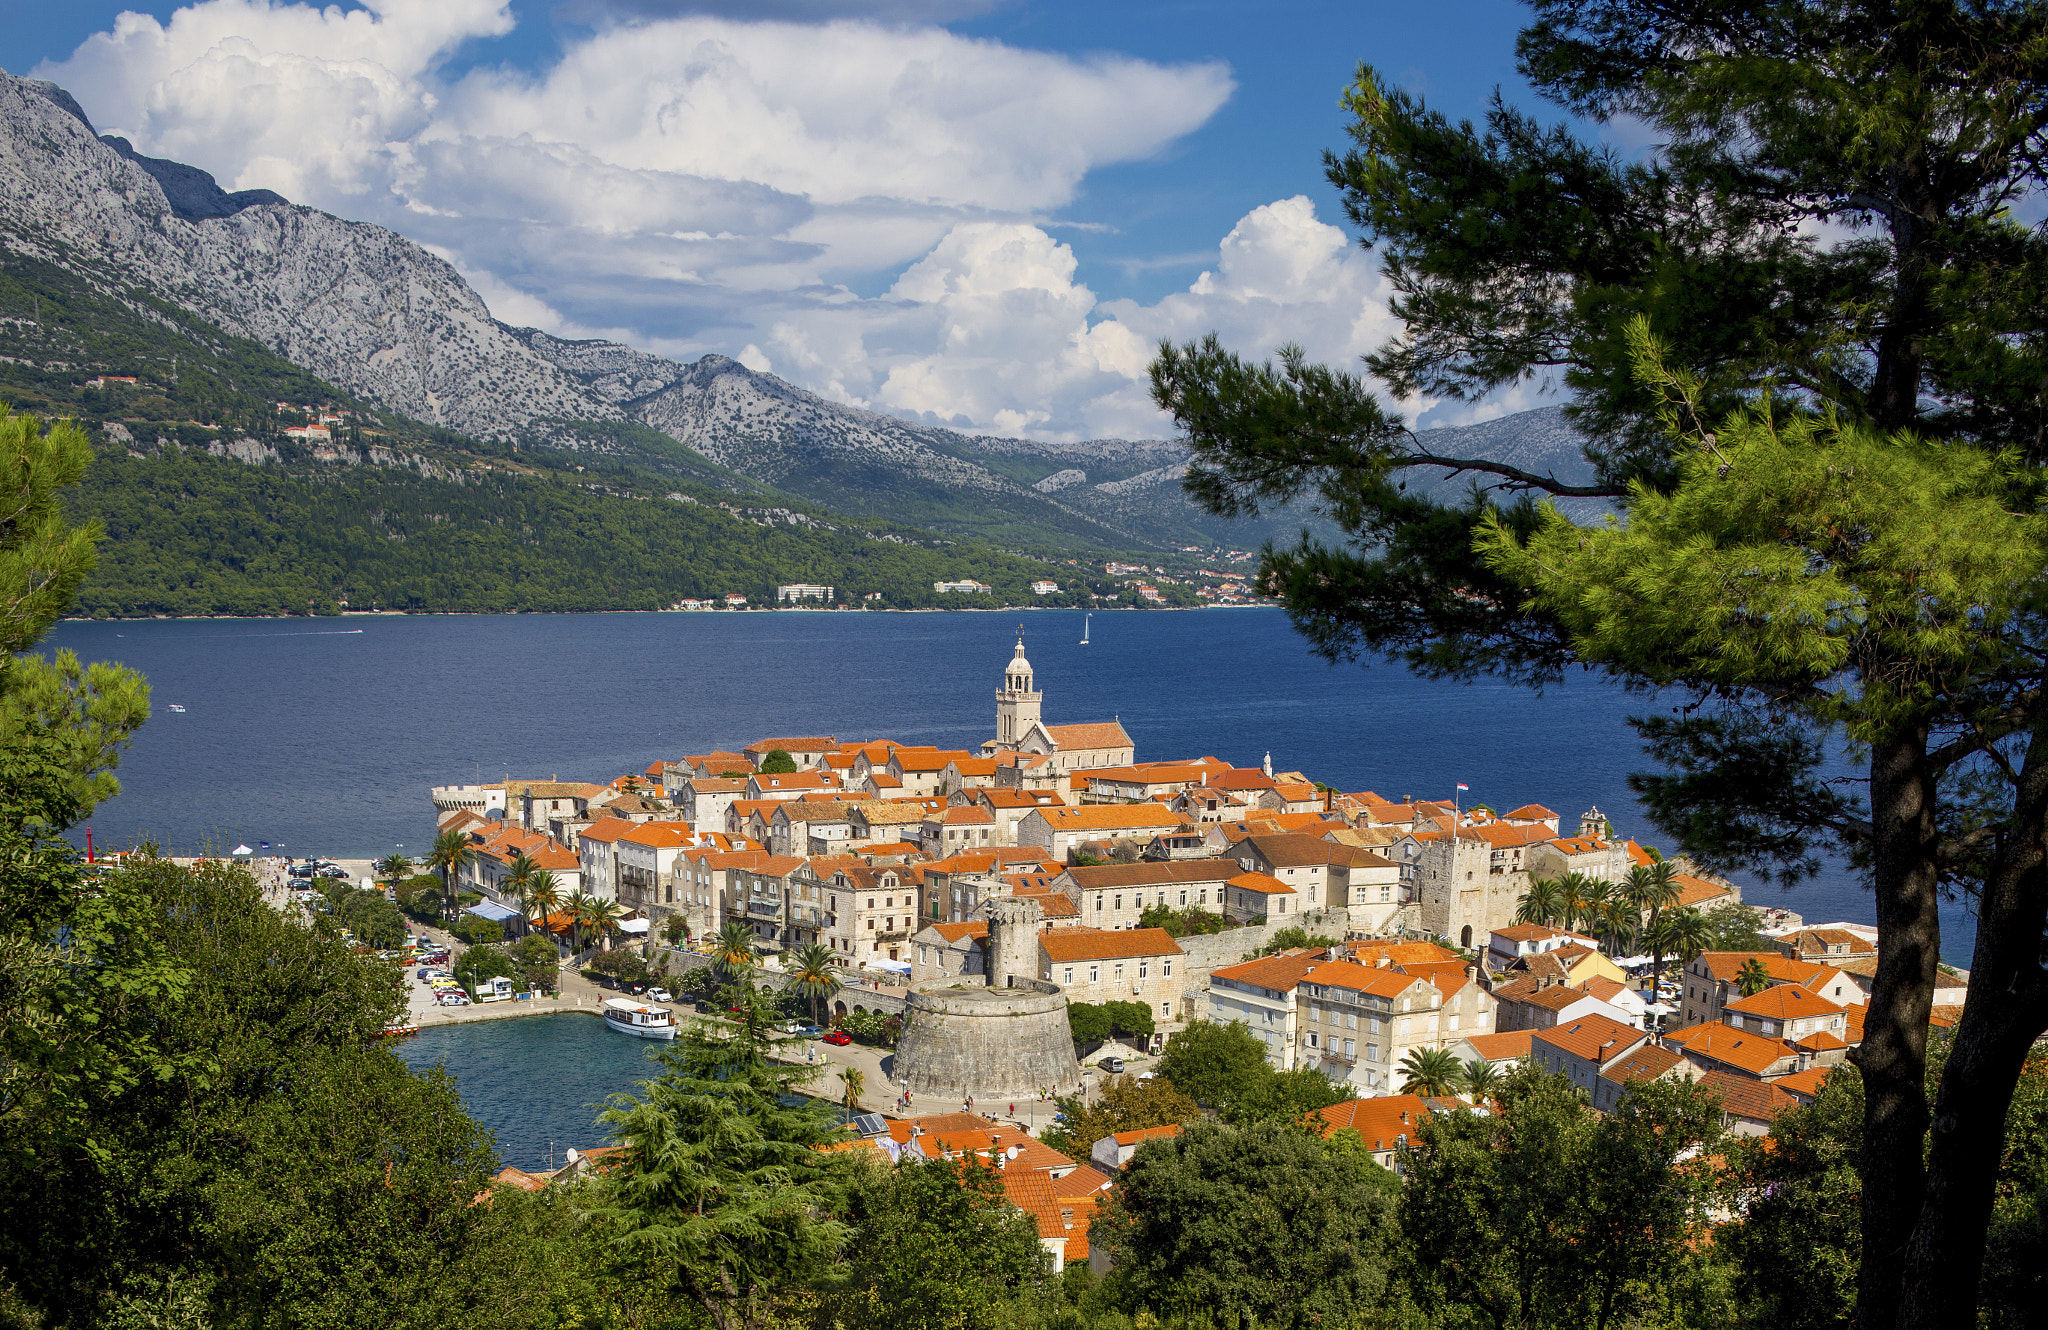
[665,555,1272,612]
[426,632,1948,1153]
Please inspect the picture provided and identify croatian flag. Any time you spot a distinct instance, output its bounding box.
[1455,783,1470,792]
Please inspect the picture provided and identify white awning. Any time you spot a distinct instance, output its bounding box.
[618,918,651,934]
[231,844,254,856]
[870,958,912,975]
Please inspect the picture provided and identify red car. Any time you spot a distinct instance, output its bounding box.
[822,1030,853,1046]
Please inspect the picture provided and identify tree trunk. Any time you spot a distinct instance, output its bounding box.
[1854,722,1942,1330]
[1897,720,2048,1330]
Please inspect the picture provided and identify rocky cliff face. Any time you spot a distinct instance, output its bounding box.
[0,73,615,437]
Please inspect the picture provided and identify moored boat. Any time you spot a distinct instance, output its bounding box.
[602,997,677,1040]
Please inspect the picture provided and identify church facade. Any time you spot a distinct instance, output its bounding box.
[982,635,1135,771]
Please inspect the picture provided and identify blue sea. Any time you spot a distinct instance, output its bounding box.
[43,608,1968,955]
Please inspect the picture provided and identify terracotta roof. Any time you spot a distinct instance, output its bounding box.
[1725,986,1845,1021]
[1793,1029,1848,1051]
[1064,861,1239,888]
[745,736,839,754]
[1459,1029,1535,1061]
[852,802,928,825]
[932,807,995,824]
[1695,952,1830,985]
[1533,1013,1646,1066]
[1043,721,1134,750]
[1524,985,1600,1013]
[1577,976,1632,1004]
[1345,940,1459,967]
[575,817,640,843]
[1211,952,1325,992]
[979,789,1068,809]
[1548,836,1615,856]
[1774,1066,1835,1101]
[684,778,749,793]
[1462,822,1556,849]
[1040,927,1183,962]
[1489,923,1584,944]
[1703,1069,1801,1123]
[884,1112,995,1144]
[999,1170,1065,1240]
[1624,841,1656,867]
[1237,832,1393,869]
[617,821,698,848]
[1032,805,1184,831]
[1664,1022,1796,1076]
[1302,960,1432,1000]
[1051,1164,1115,1197]
[1600,1043,1687,1086]
[1110,1125,1181,1148]
[1673,873,1734,907]
[892,750,977,772]
[930,921,988,943]
[1313,1095,1441,1150]
[1502,804,1557,821]
[1225,871,1295,896]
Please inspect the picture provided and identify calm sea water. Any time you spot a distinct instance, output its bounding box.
[397,1014,666,1170]
[42,608,1975,961]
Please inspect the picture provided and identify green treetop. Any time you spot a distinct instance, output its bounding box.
[1146,5,2048,1326]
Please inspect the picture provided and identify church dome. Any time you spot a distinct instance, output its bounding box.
[1007,636,1033,679]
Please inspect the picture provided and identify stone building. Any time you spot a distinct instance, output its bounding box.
[982,635,1136,769]
[1406,822,1555,951]
[1038,927,1186,1032]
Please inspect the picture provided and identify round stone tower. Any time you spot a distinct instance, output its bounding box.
[895,979,1082,1099]
[983,895,1043,988]
[894,894,1079,1098]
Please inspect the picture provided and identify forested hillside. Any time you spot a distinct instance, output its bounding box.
[68,443,1077,617]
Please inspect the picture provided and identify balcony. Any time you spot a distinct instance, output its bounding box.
[746,901,782,917]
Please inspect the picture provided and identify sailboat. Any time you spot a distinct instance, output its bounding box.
[1080,613,1090,646]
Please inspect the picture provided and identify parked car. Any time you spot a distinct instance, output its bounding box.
[320,865,348,879]
[648,988,674,1004]
[796,1023,824,1038]
[823,1030,853,1046]
[1098,1056,1126,1074]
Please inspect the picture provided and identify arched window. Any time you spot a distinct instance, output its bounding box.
[1460,925,1473,949]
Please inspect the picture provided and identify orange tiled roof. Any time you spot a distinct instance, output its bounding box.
[575,816,640,843]
[1040,927,1183,962]
[1212,951,1325,992]
[1725,985,1845,1021]
[1313,1095,1440,1150]
[1034,805,1185,830]
[1225,871,1296,896]
[1111,1124,1180,1146]
[1302,960,1431,1000]
[1533,1013,1645,1065]
[1043,721,1134,750]
[1664,1022,1797,1076]
[1702,1069,1802,1123]
[1460,1029,1534,1061]
[1600,1043,1687,1086]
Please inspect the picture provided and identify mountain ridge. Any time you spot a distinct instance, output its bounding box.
[0,71,1604,551]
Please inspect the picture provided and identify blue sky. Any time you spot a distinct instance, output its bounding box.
[6,0,1554,436]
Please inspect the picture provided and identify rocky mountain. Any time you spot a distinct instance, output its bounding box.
[0,71,1607,552]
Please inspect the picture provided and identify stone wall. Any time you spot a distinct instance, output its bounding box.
[895,976,1082,1098]
[1167,905,1386,1008]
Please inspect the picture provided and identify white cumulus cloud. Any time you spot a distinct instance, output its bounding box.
[33,1,1504,439]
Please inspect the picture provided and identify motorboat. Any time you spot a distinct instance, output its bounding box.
[167,704,186,713]
[602,997,678,1040]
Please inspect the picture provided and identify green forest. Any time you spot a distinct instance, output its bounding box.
[65,442,1084,616]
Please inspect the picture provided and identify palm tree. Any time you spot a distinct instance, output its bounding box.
[1578,877,1618,950]
[839,1065,865,1116]
[426,830,475,925]
[375,852,412,882]
[588,896,625,950]
[562,889,599,951]
[1601,898,1640,956]
[787,943,841,1026]
[503,850,538,904]
[1625,861,1685,980]
[523,870,561,938]
[1462,1058,1503,1101]
[1737,957,1772,998]
[1516,877,1565,927]
[713,920,759,985]
[1659,907,1713,969]
[1399,1046,1463,1098]
[1555,872,1594,935]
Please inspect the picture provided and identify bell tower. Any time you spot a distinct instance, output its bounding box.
[994,631,1043,747]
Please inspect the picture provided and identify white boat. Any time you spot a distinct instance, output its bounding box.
[602,997,677,1040]
[1080,613,1090,645]
[167,704,186,713]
